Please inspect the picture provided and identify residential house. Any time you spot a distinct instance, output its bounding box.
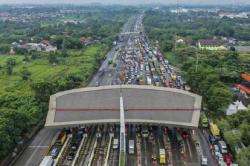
[198,39,227,51]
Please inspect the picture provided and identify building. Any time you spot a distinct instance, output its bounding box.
[198,39,227,51]
[235,73,250,97]
[226,100,247,115]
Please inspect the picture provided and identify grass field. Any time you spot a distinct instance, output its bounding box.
[0,44,107,96]
[0,55,24,65]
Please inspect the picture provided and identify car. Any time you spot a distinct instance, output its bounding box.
[218,141,228,154]
[95,81,99,87]
[71,143,78,151]
[181,130,188,139]
[51,148,59,159]
[201,156,208,166]
[223,153,233,166]
[214,144,220,153]
[67,152,75,160]
[209,135,216,145]
[216,151,223,161]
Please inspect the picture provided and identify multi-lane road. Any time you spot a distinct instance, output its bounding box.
[13,14,214,166]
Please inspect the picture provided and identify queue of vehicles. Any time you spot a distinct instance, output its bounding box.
[200,113,237,166]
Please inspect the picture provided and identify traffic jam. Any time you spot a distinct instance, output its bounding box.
[40,15,199,166]
[118,34,185,89]
[40,124,200,166]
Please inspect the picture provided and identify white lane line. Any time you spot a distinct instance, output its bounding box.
[28,146,49,148]
[25,131,51,166]
[186,138,193,159]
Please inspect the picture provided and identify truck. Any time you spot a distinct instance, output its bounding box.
[159,149,166,164]
[39,156,54,166]
[128,140,135,154]
[210,123,220,139]
[200,112,209,128]
[56,131,66,145]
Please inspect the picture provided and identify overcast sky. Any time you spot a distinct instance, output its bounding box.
[0,0,249,5]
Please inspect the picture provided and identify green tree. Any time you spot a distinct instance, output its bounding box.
[48,52,58,64]
[239,123,250,146]
[21,69,31,80]
[236,146,250,166]
[13,47,28,55]
[0,44,10,54]
[207,85,232,112]
[5,58,16,75]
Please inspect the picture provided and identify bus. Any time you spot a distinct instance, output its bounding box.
[159,149,166,164]
[200,112,209,128]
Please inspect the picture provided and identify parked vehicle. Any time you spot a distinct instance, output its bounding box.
[39,156,54,166]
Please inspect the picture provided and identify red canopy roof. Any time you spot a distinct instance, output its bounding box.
[241,73,250,82]
[236,84,250,95]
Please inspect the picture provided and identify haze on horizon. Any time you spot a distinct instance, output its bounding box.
[0,0,249,5]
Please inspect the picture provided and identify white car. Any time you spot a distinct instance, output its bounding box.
[201,156,208,166]
[214,144,220,153]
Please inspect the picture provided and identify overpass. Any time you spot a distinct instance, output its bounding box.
[45,85,202,128]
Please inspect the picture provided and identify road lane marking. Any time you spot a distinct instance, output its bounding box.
[28,146,49,148]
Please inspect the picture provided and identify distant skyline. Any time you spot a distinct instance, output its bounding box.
[0,0,249,5]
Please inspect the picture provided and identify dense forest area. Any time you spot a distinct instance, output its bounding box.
[0,6,136,159]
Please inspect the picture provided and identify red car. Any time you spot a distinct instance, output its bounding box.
[223,153,233,166]
[181,130,189,139]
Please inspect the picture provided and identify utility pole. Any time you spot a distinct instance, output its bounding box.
[195,48,199,72]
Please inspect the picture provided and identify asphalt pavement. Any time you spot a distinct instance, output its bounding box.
[14,128,59,166]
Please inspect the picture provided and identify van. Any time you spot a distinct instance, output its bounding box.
[113,138,119,149]
[218,141,228,154]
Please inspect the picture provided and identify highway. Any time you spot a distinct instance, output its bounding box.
[14,13,206,166]
[13,128,59,166]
